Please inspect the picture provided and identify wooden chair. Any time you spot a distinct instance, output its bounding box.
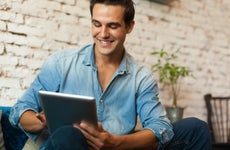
[204,94,230,150]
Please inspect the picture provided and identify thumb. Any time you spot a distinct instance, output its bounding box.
[98,122,104,131]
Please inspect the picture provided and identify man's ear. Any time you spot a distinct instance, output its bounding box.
[126,20,135,34]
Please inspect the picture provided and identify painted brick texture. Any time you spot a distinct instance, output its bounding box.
[0,0,229,121]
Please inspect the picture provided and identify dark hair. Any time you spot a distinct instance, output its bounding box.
[90,0,135,26]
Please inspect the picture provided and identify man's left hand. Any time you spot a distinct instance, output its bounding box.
[73,122,119,150]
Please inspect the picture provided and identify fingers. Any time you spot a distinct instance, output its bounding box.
[80,122,97,135]
[73,122,114,150]
[87,138,99,150]
[73,122,102,150]
[75,122,99,140]
[36,113,47,127]
[97,122,104,132]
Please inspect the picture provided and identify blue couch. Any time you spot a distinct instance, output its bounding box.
[0,106,28,150]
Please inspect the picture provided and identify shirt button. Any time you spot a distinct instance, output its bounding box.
[100,99,103,103]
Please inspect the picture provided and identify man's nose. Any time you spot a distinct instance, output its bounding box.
[100,26,109,37]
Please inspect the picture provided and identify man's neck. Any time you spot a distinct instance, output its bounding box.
[95,50,124,67]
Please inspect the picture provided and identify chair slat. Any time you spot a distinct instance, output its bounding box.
[204,94,230,146]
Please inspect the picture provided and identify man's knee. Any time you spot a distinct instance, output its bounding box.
[174,117,208,128]
[45,125,88,150]
[182,117,208,131]
[173,117,210,137]
[169,117,212,149]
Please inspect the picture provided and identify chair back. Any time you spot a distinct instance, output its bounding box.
[204,94,230,144]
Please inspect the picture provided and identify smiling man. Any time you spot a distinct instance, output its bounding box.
[9,0,211,150]
[91,3,134,92]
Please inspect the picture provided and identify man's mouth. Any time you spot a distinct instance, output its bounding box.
[97,38,114,46]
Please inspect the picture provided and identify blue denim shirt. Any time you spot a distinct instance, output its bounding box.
[9,44,174,149]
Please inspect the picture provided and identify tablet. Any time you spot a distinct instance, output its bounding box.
[38,90,98,134]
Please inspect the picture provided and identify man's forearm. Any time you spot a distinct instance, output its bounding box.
[19,110,44,133]
[116,129,158,150]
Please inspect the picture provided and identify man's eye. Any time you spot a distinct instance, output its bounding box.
[93,22,101,27]
[109,24,119,29]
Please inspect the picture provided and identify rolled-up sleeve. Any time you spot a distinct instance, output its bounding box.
[9,53,61,141]
[136,69,174,145]
[9,89,41,141]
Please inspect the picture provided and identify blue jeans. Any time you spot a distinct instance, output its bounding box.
[45,117,211,150]
[44,126,89,150]
[159,117,212,150]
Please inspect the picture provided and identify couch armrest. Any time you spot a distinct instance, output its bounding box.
[0,106,28,150]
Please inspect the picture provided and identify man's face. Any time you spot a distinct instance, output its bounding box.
[91,4,134,57]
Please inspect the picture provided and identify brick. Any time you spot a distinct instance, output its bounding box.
[0,99,17,106]
[0,55,18,66]
[6,45,33,57]
[0,87,25,102]
[0,20,6,31]
[14,6,47,18]
[0,78,20,88]
[0,42,4,54]
[25,16,58,32]
[76,0,90,9]
[52,12,77,24]
[62,5,89,17]
[79,17,91,27]
[23,0,61,12]
[56,0,75,5]
[0,0,11,11]
[3,32,44,48]
[0,10,16,21]
[52,31,72,43]
[7,67,31,79]
[21,74,38,89]
[18,57,44,70]
[59,24,78,34]
[8,23,45,37]
[13,14,24,24]
[74,25,91,37]
[42,39,70,51]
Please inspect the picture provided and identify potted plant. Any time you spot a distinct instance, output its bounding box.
[149,0,177,5]
[151,49,193,122]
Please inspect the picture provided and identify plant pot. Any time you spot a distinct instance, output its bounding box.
[165,106,184,123]
[149,0,177,5]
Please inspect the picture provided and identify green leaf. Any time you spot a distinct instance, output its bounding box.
[150,49,194,106]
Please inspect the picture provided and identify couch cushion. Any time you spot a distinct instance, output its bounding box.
[0,106,28,150]
[0,110,6,150]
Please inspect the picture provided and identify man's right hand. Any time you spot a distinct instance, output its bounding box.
[19,110,47,133]
[36,111,47,128]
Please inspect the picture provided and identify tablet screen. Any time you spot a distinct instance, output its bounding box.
[39,91,98,133]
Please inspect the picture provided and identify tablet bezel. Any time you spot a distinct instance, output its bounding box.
[38,90,98,134]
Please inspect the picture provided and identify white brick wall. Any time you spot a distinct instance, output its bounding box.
[0,0,229,121]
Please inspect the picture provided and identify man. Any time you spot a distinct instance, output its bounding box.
[9,0,211,149]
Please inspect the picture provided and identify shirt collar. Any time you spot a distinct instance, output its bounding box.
[83,44,130,75]
[82,44,95,67]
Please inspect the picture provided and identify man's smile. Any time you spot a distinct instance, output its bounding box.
[97,38,115,47]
